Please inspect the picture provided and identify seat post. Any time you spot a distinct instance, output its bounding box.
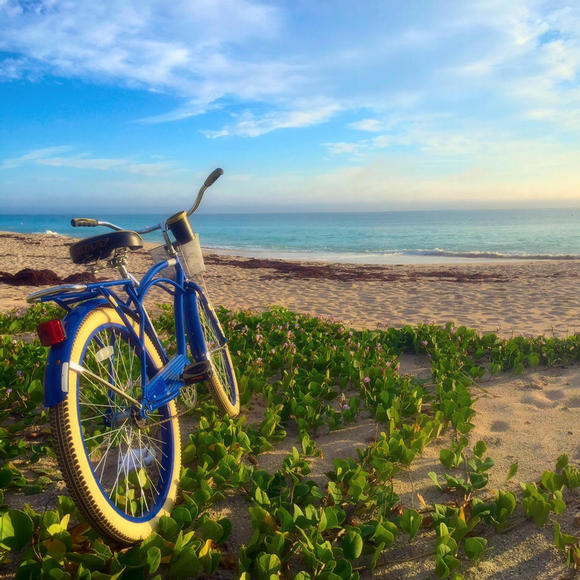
[110,249,138,284]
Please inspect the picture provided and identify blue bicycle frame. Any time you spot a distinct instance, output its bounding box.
[35,254,221,417]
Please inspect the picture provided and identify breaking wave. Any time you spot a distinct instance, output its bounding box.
[406,248,580,260]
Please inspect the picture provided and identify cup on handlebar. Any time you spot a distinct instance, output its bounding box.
[166,211,195,246]
[166,211,206,279]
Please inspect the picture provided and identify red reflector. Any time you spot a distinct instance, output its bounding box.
[37,320,66,346]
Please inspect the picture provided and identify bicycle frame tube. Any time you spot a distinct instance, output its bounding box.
[39,254,213,415]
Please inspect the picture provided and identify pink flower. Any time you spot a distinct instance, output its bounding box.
[363,376,370,384]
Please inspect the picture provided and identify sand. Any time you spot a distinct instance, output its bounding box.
[1,231,578,337]
[1,231,579,579]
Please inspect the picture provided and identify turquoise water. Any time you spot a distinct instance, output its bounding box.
[1,209,578,263]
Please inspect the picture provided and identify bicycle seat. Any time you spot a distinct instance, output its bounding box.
[69,231,144,264]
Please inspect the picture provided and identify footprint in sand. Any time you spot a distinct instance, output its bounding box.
[520,393,559,409]
[544,389,565,401]
[490,420,510,432]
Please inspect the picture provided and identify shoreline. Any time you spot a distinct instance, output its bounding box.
[2,229,579,266]
[205,246,524,265]
[0,231,579,337]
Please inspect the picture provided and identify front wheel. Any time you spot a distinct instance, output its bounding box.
[49,307,181,544]
[197,298,240,417]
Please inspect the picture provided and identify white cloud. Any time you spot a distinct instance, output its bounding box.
[203,102,342,138]
[0,0,287,99]
[0,146,73,169]
[2,0,580,141]
[0,146,174,176]
[348,119,383,132]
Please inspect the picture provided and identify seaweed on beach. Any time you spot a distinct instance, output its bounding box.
[0,268,99,286]
[205,255,510,283]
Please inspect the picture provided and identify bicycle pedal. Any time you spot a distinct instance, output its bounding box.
[181,359,211,383]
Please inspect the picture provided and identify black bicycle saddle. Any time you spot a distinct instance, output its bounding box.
[69,231,144,264]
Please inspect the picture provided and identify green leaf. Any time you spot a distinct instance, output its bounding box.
[68,551,107,571]
[202,518,223,542]
[256,553,281,575]
[181,442,197,464]
[473,440,487,459]
[553,523,579,549]
[469,471,488,490]
[371,523,395,547]
[400,509,422,542]
[523,496,551,527]
[0,466,14,488]
[541,471,564,493]
[341,530,363,560]
[328,481,343,502]
[439,449,455,469]
[169,546,200,577]
[15,560,42,580]
[464,537,487,560]
[157,516,180,541]
[42,538,67,561]
[555,454,569,472]
[322,507,343,529]
[428,471,442,491]
[217,517,232,544]
[264,531,285,555]
[172,506,193,529]
[506,462,518,481]
[27,379,43,404]
[552,490,566,514]
[146,546,161,574]
[563,465,580,489]
[0,510,34,551]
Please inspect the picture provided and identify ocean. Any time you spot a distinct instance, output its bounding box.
[1,209,578,264]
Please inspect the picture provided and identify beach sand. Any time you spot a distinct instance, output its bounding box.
[1,231,579,578]
[1,231,579,338]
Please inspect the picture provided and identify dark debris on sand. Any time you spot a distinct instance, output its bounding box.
[204,255,510,283]
[0,269,99,286]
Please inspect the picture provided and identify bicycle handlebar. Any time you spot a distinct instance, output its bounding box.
[71,218,98,227]
[204,167,224,188]
[187,167,223,217]
[70,168,224,235]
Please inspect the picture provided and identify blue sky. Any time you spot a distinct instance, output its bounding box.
[1,0,580,213]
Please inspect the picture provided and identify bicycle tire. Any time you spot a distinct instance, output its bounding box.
[49,307,181,544]
[197,298,240,417]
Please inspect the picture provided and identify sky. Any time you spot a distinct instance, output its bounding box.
[1,0,580,213]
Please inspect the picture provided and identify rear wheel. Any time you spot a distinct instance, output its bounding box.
[197,298,240,417]
[50,307,181,544]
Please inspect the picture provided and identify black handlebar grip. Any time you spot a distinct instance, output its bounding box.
[71,218,98,227]
[204,168,224,188]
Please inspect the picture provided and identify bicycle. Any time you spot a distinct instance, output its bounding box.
[27,168,239,544]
